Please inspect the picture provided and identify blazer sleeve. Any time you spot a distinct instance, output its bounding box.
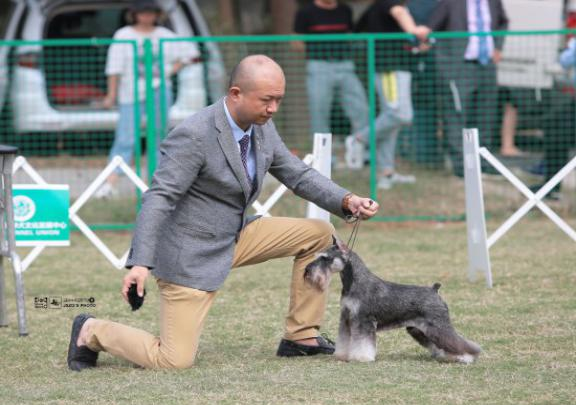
[265,121,350,219]
[493,0,509,50]
[125,121,205,269]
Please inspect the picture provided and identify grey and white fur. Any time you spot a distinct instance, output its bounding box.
[304,242,481,364]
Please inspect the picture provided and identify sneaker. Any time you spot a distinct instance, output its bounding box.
[94,182,117,199]
[345,135,364,170]
[378,172,416,190]
[378,176,393,190]
[390,172,416,184]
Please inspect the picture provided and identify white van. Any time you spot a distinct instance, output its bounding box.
[1,0,225,135]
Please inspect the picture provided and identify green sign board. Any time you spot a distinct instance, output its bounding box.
[13,185,70,246]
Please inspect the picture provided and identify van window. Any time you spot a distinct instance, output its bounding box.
[46,9,125,39]
[0,2,16,39]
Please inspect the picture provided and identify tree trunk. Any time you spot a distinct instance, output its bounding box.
[218,0,238,34]
[269,0,298,34]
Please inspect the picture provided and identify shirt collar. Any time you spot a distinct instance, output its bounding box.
[223,97,253,142]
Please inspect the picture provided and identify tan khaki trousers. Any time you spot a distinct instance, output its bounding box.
[86,217,335,369]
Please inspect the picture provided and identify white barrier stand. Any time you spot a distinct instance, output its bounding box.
[252,133,331,218]
[12,157,49,272]
[70,156,148,269]
[463,129,492,287]
[463,128,576,288]
[306,133,333,221]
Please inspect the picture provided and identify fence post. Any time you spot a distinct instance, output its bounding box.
[143,39,157,182]
[463,128,492,288]
[306,133,332,221]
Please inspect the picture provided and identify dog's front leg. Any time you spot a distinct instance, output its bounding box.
[334,309,352,361]
[347,320,377,362]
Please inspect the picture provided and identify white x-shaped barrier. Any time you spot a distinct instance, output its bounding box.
[16,133,333,271]
[13,156,49,272]
[463,128,576,288]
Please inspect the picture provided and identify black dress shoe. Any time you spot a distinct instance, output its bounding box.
[276,335,335,357]
[67,313,99,371]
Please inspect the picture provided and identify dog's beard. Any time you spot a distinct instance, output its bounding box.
[307,271,331,291]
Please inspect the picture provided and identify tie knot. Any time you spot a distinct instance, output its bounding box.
[239,134,250,151]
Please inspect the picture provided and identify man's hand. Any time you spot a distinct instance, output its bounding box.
[122,266,149,303]
[102,93,116,109]
[346,194,379,220]
[492,49,502,64]
[412,25,431,42]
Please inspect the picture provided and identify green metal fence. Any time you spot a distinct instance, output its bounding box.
[0,30,574,229]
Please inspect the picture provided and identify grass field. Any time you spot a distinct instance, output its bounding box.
[0,216,574,405]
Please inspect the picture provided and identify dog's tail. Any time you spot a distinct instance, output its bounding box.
[432,282,441,292]
[429,326,482,356]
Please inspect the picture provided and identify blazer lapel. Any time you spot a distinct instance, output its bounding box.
[214,99,252,201]
[251,126,265,199]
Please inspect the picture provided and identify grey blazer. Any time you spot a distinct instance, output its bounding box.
[427,0,509,63]
[125,98,350,291]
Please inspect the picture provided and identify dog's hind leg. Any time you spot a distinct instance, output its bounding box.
[334,308,352,361]
[347,320,377,362]
[406,326,436,354]
[424,324,481,364]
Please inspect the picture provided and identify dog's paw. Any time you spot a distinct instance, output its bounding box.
[456,353,477,364]
[334,351,350,362]
[348,355,375,362]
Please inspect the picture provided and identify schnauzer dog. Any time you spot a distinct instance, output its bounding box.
[304,242,481,364]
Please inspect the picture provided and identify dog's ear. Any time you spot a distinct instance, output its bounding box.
[334,238,350,254]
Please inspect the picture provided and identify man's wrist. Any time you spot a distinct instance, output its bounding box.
[342,192,354,215]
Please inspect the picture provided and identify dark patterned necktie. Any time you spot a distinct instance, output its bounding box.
[239,134,252,188]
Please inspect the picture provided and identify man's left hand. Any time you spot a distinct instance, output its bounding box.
[492,49,502,64]
[347,195,379,220]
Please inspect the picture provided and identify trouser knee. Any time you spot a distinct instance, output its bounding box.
[156,354,195,370]
[307,219,335,250]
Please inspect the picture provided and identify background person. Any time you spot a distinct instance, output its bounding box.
[426,0,509,177]
[95,0,198,198]
[66,55,379,371]
[346,0,430,189]
[531,37,576,200]
[293,0,369,148]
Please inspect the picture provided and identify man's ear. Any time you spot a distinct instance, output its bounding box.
[228,86,241,100]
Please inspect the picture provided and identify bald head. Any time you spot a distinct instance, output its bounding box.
[225,55,286,130]
[228,54,285,91]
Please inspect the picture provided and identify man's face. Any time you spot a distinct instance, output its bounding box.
[230,74,285,128]
[135,10,159,25]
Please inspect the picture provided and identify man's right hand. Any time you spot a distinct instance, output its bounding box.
[102,93,116,109]
[122,266,149,303]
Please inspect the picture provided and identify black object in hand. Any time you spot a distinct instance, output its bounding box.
[127,283,146,311]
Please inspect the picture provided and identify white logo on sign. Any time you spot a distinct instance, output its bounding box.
[13,195,36,222]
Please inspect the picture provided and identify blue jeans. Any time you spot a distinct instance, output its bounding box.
[108,89,173,173]
[358,71,413,171]
[306,60,368,135]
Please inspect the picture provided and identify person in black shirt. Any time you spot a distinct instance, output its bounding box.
[293,0,368,146]
[345,0,429,189]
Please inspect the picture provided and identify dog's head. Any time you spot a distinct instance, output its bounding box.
[304,240,350,291]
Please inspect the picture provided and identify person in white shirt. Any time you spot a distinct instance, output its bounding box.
[96,0,198,198]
